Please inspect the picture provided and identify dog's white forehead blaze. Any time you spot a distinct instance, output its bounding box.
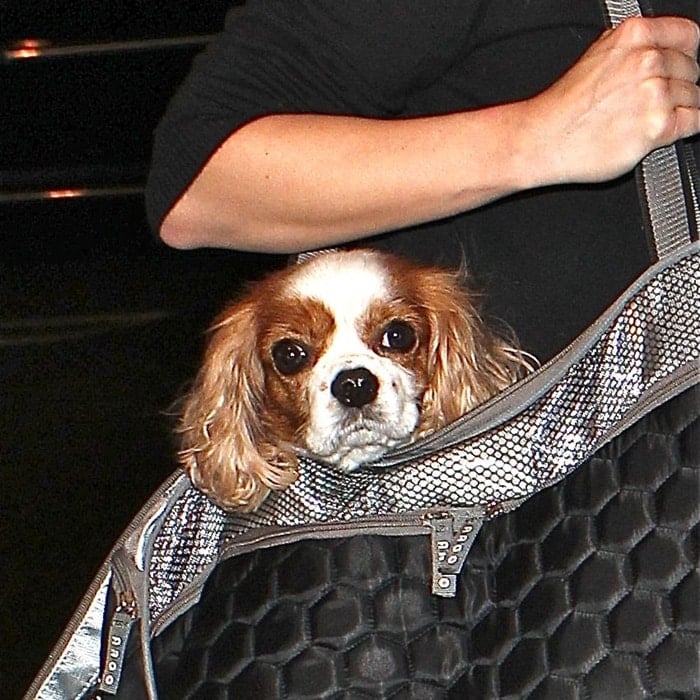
[290,252,391,326]
[287,251,421,468]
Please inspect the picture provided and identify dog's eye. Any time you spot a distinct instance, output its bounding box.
[271,339,310,375]
[379,320,416,352]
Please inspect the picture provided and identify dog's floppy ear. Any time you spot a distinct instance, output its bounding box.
[177,299,298,512]
[417,268,530,432]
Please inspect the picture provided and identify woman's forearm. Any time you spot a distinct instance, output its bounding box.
[159,16,700,253]
[159,106,534,253]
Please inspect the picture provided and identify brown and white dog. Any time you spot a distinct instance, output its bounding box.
[177,249,532,511]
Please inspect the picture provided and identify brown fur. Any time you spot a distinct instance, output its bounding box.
[177,250,533,512]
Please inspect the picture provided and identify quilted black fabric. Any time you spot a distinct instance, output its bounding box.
[123,387,699,699]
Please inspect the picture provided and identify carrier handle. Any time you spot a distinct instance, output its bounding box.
[602,0,700,258]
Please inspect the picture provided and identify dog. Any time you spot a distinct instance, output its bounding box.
[177,249,533,511]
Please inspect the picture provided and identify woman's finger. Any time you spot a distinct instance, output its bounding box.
[640,79,700,142]
[636,48,700,84]
[614,16,700,59]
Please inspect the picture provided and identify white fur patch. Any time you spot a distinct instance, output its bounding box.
[290,250,391,327]
[290,251,421,468]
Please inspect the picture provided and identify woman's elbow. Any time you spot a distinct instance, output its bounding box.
[157,195,231,250]
[159,207,201,250]
[157,198,295,253]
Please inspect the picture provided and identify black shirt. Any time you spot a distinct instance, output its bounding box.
[146,0,698,361]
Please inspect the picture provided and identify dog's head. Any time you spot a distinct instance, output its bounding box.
[178,249,531,511]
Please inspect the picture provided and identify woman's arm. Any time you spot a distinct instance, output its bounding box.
[160,106,530,253]
[160,16,700,253]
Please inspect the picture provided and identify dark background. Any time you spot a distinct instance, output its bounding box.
[1,3,283,697]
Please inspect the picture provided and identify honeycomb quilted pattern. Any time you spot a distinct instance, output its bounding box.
[140,387,699,699]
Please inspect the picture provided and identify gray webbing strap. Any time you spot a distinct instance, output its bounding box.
[641,147,697,257]
[603,0,647,26]
[603,0,698,258]
[296,247,339,264]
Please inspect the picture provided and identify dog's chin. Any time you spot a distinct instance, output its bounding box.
[304,423,415,471]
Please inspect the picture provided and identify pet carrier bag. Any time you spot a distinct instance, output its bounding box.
[25,2,699,698]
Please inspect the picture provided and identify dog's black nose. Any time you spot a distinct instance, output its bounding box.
[331,368,379,408]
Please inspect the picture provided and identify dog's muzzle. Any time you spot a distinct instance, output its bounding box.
[331,367,379,408]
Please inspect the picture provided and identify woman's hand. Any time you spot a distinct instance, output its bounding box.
[521,16,700,185]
